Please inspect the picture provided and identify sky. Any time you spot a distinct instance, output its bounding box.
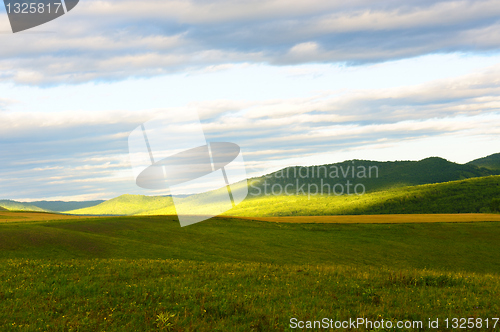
[0,0,500,201]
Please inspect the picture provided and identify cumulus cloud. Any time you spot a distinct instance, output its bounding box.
[1,0,500,84]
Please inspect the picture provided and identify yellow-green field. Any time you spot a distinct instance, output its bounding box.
[5,211,500,225]
[238,213,500,224]
[0,211,97,223]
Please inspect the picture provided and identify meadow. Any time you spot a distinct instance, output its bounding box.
[1,213,500,331]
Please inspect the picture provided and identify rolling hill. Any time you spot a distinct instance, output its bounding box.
[224,175,500,217]
[0,200,49,212]
[245,156,499,197]
[69,175,500,217]
[69,194,174,215]
[468,152,500,170]
[67,154,500,217]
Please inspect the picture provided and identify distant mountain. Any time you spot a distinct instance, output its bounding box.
[0,200,48,212]
[468,153,500,171]
[29,200,105,212]
[246,156,499,196]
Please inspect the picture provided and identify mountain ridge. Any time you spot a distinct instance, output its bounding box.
[4,153,500,215]
[468,153,500,170]
[244,156,500,197]
[69,153,500,216]
[29,200,105,212]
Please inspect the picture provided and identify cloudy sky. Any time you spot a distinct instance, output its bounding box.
[1,0,500,201]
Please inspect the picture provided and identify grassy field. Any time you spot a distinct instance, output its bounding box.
[1,212,500,331]
[240,213,500,224]
[0,211,98,223]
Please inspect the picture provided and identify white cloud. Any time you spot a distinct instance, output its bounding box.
[0,97,16,111]
[2,0,500,84]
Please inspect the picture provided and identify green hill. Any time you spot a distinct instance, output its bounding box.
[0,206,7,211]
[468,153,500,170]
[246,156,499,197]
[0,200,49,212]
[69,175,500,217]
[4,156,500,332]
[69,194,173,215]
[68,154,500,217]
[224,175,500,217]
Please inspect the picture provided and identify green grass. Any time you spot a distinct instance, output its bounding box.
[68,176,500,217]
[1,215,500,330]
[1,215,500,273]
[1,259,499,331]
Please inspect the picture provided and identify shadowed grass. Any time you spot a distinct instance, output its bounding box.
[1,215,500,273]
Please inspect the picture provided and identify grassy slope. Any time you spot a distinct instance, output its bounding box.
[67,167,500,218]
[221,175,500,217]
[0,200,48,212]
[131,175,500,217]
[69,194,174,215]
[67,176,500,217]
[1,215,500,331]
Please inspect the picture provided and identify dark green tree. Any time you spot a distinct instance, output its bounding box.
[491,198,500,212]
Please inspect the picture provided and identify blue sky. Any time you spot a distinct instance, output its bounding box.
[1,0,500,201]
